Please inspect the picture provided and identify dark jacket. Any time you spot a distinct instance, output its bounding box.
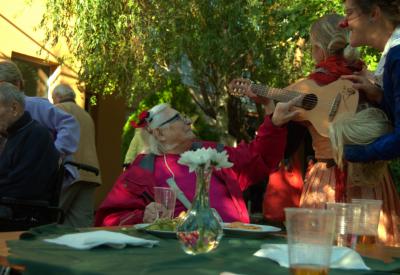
[345,45,400,161]
[0,111,60,201]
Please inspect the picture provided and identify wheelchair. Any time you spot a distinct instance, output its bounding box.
[0,160,99,232]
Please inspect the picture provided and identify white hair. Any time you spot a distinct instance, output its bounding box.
[146,103,170,129]
[329,107,392,186]
[139,103,175,155]
[139,128,162,155]
[329,108,392,167]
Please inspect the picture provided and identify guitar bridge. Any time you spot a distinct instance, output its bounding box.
[329,93,341,121]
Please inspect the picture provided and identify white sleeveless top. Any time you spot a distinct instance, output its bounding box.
[374,25,400,87]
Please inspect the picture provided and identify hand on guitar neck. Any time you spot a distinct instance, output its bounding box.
[228,77,359,137]
[228,78,302,126]
[241,82,276,115]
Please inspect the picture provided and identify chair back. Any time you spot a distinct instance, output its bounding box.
[0,160,99,231]
[0,158,65,231]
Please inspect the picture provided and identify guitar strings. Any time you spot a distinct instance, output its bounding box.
[249,84,340,108]
[229,80,353,109]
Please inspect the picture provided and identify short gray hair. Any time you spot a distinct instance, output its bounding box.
[53,84,76,101]
[0,82,25,108]
[0,60,24,90]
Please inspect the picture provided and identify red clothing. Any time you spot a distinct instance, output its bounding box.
[95,116,287,226]
[263,151,304,222]
[308,55,363,85]
[153,154,243,222]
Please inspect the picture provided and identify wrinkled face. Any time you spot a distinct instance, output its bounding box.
[344,0,371,47]
[156,108,195,149]
[0,100,17,134]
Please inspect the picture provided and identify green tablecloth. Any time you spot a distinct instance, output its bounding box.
[6,225,400,275]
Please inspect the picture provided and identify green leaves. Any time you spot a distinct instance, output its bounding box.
[42,0,379,144]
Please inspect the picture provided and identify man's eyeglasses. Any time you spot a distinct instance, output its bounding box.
[158,113,191,127]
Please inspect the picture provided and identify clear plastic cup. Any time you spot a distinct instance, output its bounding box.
[351,199,382,246]
[326,202,362,247]
[154,187,176,220]
[285,208,336,275]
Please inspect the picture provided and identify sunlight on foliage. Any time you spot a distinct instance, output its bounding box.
[41,0,379,144]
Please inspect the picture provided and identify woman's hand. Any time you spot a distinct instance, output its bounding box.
[246,89,276,114]
[271,96,302,127]
[247,89,271,105]
[143,202,165,223]
[341,71,383,104]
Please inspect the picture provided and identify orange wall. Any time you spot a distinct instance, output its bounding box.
[91,95,126,207]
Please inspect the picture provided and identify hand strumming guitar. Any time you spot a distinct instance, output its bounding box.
[271,96,302,127]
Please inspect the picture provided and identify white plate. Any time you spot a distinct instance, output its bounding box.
[222,222,281,237]
[135,222,281,239]
[134,223,177,239]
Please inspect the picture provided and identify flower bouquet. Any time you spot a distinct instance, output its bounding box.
[176,147,233,255]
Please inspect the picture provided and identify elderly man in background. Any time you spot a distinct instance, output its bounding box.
[0,83,59,201]
[95,98,300,226]
[0,60,80,158]
[52,84,101,227]
[0,60,81,223]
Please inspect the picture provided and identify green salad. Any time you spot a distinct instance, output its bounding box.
[145,218,180,231]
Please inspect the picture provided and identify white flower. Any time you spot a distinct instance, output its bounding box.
[178,148,233,172]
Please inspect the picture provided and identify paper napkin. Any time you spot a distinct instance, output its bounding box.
[44,230,159,250]
[254,244,370,270]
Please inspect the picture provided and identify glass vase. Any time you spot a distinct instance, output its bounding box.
[176,166,223,255]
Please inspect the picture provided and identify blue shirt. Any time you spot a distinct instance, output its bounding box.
[24,96,80,155]
[345,45,400,162]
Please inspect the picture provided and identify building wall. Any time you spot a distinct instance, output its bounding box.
[90,96,126,207]
[0,0,126,208]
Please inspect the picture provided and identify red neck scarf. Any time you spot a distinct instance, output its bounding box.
[308,55,364,85]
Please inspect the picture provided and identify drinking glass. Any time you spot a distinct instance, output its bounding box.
[325,202,361,247]
[285,208,336,275]
[351,199,382,247]
[154,186,176,220]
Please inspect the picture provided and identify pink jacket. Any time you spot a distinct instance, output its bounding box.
[95,116,287,226]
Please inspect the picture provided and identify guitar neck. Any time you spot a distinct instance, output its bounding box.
[251,83,303,103]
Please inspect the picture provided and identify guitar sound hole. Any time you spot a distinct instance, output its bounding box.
[301,94,317,110]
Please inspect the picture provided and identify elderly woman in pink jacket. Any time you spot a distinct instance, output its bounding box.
[95,99,300,226]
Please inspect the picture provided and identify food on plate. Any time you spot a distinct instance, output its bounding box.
[225,222,262,231]
[145,218,178,231]
[144,212,186,231]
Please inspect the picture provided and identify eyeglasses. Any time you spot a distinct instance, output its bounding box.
[157,113,191,127]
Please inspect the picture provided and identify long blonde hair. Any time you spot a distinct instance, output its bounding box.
[310,14,359,62]
[329,108,392,186]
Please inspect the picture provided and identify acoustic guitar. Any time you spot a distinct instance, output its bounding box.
[228,78,359,137]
